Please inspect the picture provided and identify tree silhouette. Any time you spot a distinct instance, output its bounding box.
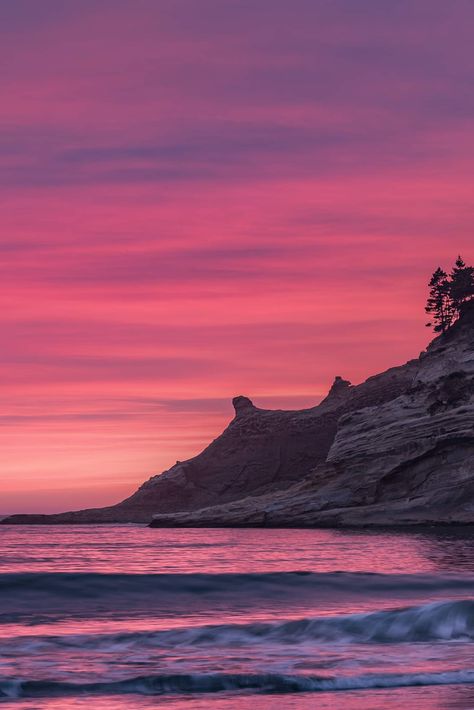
[426,256,474,333]
[449,255,474,312]
[425,267,453,333]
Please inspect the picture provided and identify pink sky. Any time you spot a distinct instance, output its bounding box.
[1,1,473,514]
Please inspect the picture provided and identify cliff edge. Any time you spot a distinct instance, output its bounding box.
[150,303,474,527]
[3,303,473,526]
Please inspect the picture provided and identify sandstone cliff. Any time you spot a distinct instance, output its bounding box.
[3,303,473,526]
[149,303,474,527]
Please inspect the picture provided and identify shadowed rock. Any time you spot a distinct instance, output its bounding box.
[5,304,472,527]
[149,302,474,528]
[232,395,256,416]
[2,366,414,524]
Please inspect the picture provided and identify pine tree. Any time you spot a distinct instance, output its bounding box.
[449,255,474,311]
[425,267,453,333]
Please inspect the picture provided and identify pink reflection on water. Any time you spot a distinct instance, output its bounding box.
[6,685,474,710]
[1,526,474,709]
[2,525,473,574]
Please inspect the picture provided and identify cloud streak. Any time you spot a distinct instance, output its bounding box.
[1,0,473,512]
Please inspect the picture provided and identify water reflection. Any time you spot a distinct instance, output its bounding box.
[407,527,474,573]
[2,524,474,575]
[7,685,474,710]
[1,525,474,709]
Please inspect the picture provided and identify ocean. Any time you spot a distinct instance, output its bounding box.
[0,524,474,708]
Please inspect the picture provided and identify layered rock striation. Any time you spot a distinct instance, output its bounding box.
[150,303,474,527]
[3,303,473,526]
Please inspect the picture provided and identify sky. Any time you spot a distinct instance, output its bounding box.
[1,0,473,514]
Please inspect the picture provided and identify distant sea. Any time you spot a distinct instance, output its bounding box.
[1,524,474,708]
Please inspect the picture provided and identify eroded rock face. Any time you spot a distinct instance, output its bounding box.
[5,304,473,527]
[149,304,474,527]
[2,394,346,524]
[2,359,415,525]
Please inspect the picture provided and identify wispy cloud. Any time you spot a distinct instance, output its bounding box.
[2,0,473,512]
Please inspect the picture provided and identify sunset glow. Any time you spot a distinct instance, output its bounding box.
[2,1,473,513]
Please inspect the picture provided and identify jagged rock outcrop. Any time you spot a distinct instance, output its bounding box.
[2,353,417,525]
[4,303,472,527]
[149,302,474,527]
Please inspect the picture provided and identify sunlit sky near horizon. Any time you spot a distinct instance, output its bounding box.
[1,0,473,514]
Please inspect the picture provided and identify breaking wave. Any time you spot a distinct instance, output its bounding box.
[4,599,474,654]
[2,669,474,699]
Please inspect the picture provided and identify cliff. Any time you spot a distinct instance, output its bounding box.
[2,366,415,524]
[149,302,474,527]
[3,303,473,526]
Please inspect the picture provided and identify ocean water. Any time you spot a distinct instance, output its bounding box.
[1,525,474,708]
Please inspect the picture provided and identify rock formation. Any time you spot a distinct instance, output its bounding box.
[149,302,474,527]
[3,302,473,527]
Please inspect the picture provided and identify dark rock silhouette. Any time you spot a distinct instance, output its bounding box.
[3,302,473,527]
[149,302,474,527]
[2,370,415,525]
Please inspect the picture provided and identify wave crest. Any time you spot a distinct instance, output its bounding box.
[6,599,474,654]
[2,669,474,699]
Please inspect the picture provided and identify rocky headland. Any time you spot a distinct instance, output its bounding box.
[3,302,473,527]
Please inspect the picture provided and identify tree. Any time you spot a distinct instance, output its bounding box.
[425,256,474,333]
[425,267,453,333]
[449,255,474,311]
